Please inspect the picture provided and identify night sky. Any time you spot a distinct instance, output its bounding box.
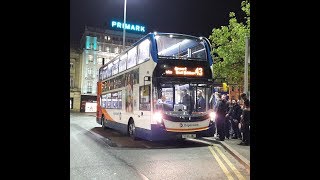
[70,0,245,43]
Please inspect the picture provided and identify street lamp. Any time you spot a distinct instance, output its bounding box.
[122,0,127,51]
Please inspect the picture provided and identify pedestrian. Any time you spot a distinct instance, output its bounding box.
[214,93,228,141]
[226,99,242,139]
[239,100,250,145]
[222,94,231,139]
[197,91,206,112]
[240,93,250,109]
[209,91,218,109]
[181,89,194,113]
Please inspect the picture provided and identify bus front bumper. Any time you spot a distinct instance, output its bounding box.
[150,122,215,141]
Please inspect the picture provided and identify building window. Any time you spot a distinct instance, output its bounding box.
[87,81,92,93]
[97,57,103,65]
[106,47,110,53]
[105,36,111,41]
[114,47,119,54]
[88,55,93,63]
[70,76,74,88]
[70,62,74,69]
[87,67,93,76]
[70,98,73,109]
[98,45,101,51]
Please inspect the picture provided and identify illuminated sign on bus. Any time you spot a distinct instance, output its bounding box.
[165,67,203,76]
[111,21,146,33]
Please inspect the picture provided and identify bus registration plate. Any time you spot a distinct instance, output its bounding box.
[182,134,196,139]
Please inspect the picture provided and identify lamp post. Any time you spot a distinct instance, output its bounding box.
[122,0,127,51]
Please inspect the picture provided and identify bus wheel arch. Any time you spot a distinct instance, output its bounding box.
[128,118,137,140]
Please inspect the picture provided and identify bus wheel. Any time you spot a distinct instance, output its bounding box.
[101,115,107,129]
[128,119,137,140]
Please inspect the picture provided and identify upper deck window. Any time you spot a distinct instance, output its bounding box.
[156,35,207,61]
[127,47,137,69]
[137,39,150,64]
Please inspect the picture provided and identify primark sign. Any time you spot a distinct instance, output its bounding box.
[111,21,146,33]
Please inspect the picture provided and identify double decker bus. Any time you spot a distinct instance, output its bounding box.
[96,32,216,141]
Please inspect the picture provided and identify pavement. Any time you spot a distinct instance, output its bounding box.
[72,112,250,172]
[202,136,250,172]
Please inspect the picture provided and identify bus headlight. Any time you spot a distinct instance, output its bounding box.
[154,112,163,123]
[210,112,216,122]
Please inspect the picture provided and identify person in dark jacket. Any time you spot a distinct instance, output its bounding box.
[222,94,231,139]
[214,93,228,141]
[240,93,250,109]
[181,89,194,114]
[226,99,242,139]
[239,100,250,145]
[197,91,206,112]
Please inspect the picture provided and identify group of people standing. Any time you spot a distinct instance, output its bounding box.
[213,92,250,146]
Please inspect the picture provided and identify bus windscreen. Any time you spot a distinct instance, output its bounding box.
[156,35,207,61]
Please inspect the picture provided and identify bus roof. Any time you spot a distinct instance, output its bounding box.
[99,32,213,70]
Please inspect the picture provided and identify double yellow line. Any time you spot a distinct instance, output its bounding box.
[208,145,246,180]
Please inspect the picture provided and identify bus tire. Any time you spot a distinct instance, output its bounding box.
[128,119,137,140]
[101,115,107,129]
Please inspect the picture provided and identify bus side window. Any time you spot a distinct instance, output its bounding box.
[139,85,151,111]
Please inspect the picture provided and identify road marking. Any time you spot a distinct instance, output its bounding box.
[214,145,246,180]
[208,146,234,180]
